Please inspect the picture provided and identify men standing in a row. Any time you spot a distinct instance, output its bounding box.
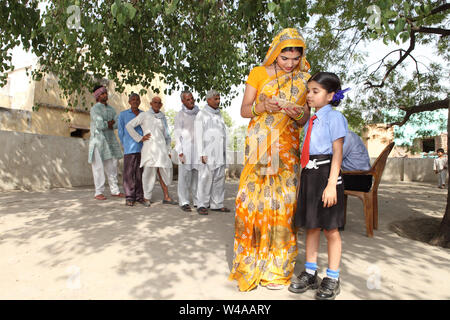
[118,93,147,207]
[126,96,174,206]
[195,90,230,215]
[174,91,200,212]
[89,85,124,200]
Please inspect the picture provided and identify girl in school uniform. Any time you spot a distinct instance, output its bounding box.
[288,72,349,300]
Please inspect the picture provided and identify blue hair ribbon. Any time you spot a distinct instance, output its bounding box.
[332,87,351,103]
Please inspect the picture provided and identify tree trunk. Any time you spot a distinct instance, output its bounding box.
[429,100,450,248]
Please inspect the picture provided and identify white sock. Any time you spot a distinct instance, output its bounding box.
[306,268,316,275]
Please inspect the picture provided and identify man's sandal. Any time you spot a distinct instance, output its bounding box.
[210,207,231,212]
[111,192,125,198]
[197,207,209,215]
[95,194,107,200]
[136,200,151,207]
[162,199,178,205]
[181,204,192,212]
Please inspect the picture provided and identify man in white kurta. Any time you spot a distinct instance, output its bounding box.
[174,91,200,212]
[126,97,173,206]
[147,96,176,204]
[194,90,230,215]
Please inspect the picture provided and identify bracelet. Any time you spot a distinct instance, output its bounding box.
[251,104,261,117]
[294,111,304,121]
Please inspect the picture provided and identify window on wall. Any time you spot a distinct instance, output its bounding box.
[422,138,435,153]
[69,124,90,138]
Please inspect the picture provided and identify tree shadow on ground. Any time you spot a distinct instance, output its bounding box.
[0,180,449,299]
[0,181,238,299]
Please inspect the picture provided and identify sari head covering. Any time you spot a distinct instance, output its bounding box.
[229,28,311,291]
[262,28,310,72]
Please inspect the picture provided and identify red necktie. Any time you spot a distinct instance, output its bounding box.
[300,115,317,168]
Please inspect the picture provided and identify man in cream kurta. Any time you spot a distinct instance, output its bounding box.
[174,91,200,212]
[126,97,173,206]
[194,90,230,215]
[147,96,176,204]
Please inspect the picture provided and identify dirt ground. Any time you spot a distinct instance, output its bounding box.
[390,217,446,247]
[0,180,449,300]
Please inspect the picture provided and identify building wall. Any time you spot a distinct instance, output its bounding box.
[0,130,94,190]
[0,66,35,111]
[0,66,166,138]
[0,107,33,133]
[0,130,446,191]
[434,133,447,153]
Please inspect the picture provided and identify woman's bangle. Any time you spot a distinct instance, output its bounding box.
[294,111,304,121]
[252,104,261,117]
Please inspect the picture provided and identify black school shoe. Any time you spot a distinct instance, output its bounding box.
[288,270,319,293]
[315,277,340,300]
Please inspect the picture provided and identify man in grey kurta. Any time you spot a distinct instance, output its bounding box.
[89,85,124,200]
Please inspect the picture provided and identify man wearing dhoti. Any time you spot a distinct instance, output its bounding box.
[195,90,230,215]
[147,96,177,205]
[126,96,173,206]
[88,85,124,200]
[174,91,200,212]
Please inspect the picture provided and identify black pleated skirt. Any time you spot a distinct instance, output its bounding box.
[295,155,345,230]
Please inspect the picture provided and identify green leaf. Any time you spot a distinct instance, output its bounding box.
[383,10,397,19]
[124,3,136,19]
[111,3,118,17]
[117,13,125,25]
[395,18,406,33]
[268,2,277,12]
[399,31,409,43]
[165,1,177,15]
[404,2,411,15]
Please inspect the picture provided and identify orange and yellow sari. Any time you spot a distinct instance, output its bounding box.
[229,28,311,291]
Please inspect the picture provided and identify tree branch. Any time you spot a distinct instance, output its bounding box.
[412,26,450,36]
[387,98,449,127]
[429,3,450,16]
[365,2,449,90]
[408,3,450,21]
[365,32,416,89]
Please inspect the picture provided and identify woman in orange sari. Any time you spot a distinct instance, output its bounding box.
[229,28,311,291]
